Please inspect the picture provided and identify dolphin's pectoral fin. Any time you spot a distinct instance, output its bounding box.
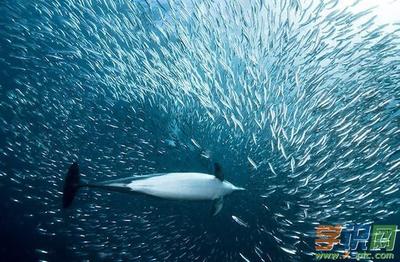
[211,197,224,216]
[213,163,224,181]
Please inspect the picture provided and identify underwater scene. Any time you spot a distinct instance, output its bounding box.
[1,0,399,261]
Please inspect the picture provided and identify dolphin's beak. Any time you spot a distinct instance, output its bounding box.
[234,186,246,191]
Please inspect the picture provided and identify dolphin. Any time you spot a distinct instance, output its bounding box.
[62,162,245,215]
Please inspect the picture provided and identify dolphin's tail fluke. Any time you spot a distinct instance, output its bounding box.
[62,162,81,208]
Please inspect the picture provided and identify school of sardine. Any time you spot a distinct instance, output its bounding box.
[0,0,399,261]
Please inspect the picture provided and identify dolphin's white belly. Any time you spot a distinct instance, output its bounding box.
[127,172,228,200]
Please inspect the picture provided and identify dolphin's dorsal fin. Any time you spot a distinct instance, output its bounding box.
[211,197,224,216]
[214,162,224,181]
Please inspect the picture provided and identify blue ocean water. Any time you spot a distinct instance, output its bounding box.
[1,0,399,261]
